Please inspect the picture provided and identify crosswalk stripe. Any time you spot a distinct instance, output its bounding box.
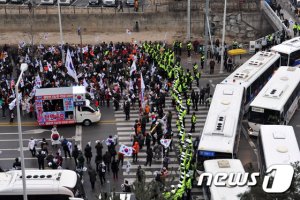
[115,82,206,197]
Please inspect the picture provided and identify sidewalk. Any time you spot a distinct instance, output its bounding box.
[179,52,253,79]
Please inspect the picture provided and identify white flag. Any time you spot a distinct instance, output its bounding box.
[65,49,78,82]
[140,73,145,105]
[130,61,136,76]
[9,99,16,110]
[39,60,43,72]
[83,78,88,88]
[151,62,156,76]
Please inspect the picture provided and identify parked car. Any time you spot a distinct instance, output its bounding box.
[89,0,100,6]
[0,0,9,3]
[102,0,115,7]
[40,0,56,5]
[126,0,134,6]
[10,0,23,3]
[59,0,73,5]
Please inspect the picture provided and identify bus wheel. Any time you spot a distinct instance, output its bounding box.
[83,119,92,126]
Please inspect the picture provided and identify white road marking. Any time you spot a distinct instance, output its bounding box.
[74,125,82,150]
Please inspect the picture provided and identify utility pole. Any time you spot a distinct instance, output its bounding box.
[187,0,191,40]
[220,0,227,73]
[58,0,65,63]
[204,0,209,70]
[77,27,83,63]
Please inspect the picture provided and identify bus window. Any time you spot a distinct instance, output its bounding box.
[249,110,265,124]
[81,107,95,113]
[289,50,300,66]
[265,110,280,124]
[279,53,289,66]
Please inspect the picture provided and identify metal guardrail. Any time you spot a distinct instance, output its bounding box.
[261,0,288,32]
[253,1,289,44]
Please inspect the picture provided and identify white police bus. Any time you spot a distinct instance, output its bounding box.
[248,67,300,135]
[222,51,280,111]
[202,159,249,200]
[271,36,300,66]
[198,84,244,161]
[0,170,86,200]
[258,125,300,174]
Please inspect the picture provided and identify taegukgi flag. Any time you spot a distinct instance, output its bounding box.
[119,144,133,156]
[160,139,171,148]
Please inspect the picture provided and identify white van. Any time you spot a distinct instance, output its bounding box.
[35,86,101,126]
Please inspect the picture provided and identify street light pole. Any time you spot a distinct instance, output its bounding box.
[15,63,28,200]
[204,0,209,70]
[78,27,83,63]
[58,0,65,63]
[220,0,227,73]
[187,0,191,40]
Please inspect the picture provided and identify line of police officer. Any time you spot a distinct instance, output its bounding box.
[143,42,195,200]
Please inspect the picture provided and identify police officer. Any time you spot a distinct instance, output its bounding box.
[190,112,196,132]
[186,97,191,115]
[200,54,205,69]
[293,22,298,37]
[187,41,192,57]
[179,41,182,56]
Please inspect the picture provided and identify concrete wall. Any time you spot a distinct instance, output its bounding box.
[0,0,273,41]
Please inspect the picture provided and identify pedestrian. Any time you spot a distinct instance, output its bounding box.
[12,157,21,170]
[209,59,215,74]
[88,166,97,190]
[205,95,212,108]
[144,147,153,167]
[97,160,106,185]
[41,138,49,155]
[62,138,71,159]
[28,137,37,157]
[117,151,124,166]
[77,151,85,169]
[145,133,152,150]
[36,150,46,170]
[136,165,145,182]
[124,98,130,120]
[163,155,170,170]
[132,141,139,163]
[118,0,123,12]
[122,180,131,192]
[134,0,138,12]
[9,111,14,123]
[194,92,199,111]
[55,152,63,167]
[111,158,119,180]
[103,151,111,173]
[227,56,233,72]
[95,140,103,157]
[72,144,79,167]
[84,143,92,164]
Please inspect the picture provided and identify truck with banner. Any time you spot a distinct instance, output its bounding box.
[35,86,101,126]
